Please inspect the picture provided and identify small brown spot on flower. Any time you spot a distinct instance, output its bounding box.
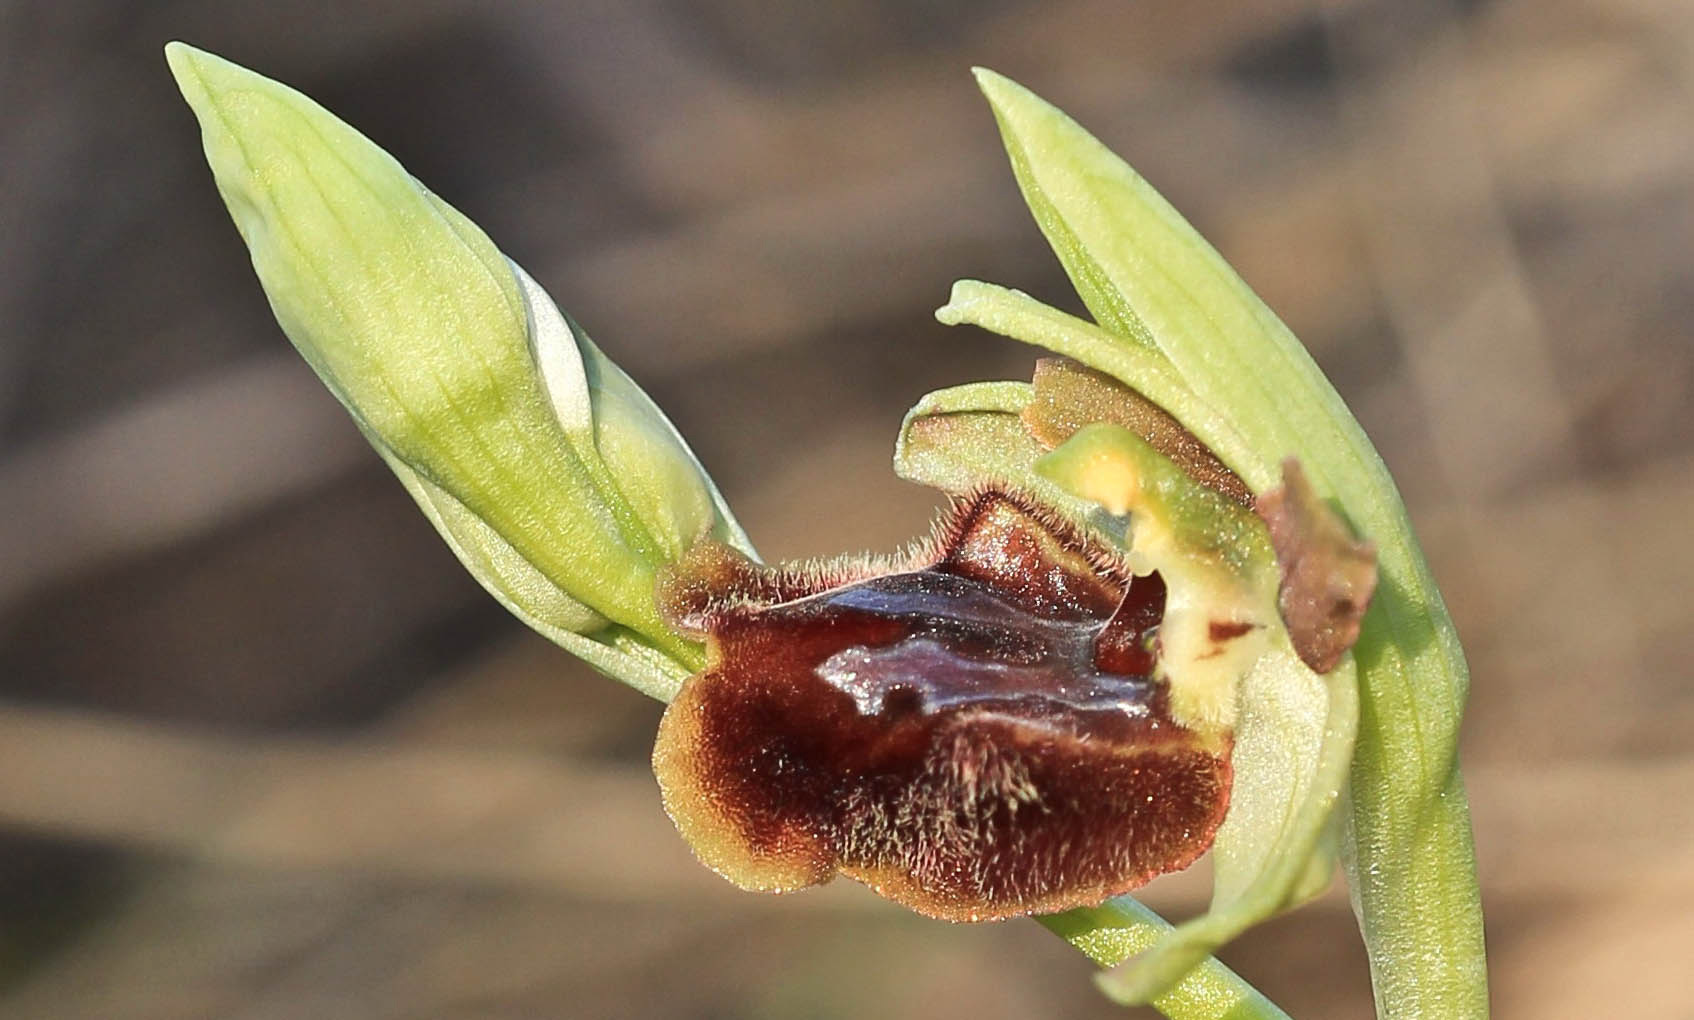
[652,489,1232,921]
[1208,620,1255,642]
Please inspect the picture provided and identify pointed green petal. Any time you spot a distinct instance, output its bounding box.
[973,67,1306,491]
[897,381,1038,485]
[934,281,1256,479]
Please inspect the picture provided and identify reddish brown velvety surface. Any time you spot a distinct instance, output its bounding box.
[653,492,1231,920]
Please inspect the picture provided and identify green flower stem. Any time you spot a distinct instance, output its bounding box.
[1042,898,1291,1020]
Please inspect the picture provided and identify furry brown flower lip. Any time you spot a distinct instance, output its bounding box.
[651,488,1234,922]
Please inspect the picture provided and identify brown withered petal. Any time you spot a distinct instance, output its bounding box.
[1023,357,1254,508]
[1256,459,1380,673]
[652,489,1232,922]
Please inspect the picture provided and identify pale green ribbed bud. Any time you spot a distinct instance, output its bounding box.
[167,42,751,698]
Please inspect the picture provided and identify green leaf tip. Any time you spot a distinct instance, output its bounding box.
[168,43,752,695]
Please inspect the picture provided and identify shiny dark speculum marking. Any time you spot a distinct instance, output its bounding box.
[652,490,1233,920]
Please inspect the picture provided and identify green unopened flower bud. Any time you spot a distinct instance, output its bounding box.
[167,43,750,697]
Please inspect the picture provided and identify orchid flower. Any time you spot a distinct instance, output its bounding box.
[168,43,1486,1019]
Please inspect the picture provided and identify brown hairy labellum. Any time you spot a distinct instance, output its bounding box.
[652,489,1233,922]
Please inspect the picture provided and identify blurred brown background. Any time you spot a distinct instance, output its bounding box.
[2,1,1691,1017]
